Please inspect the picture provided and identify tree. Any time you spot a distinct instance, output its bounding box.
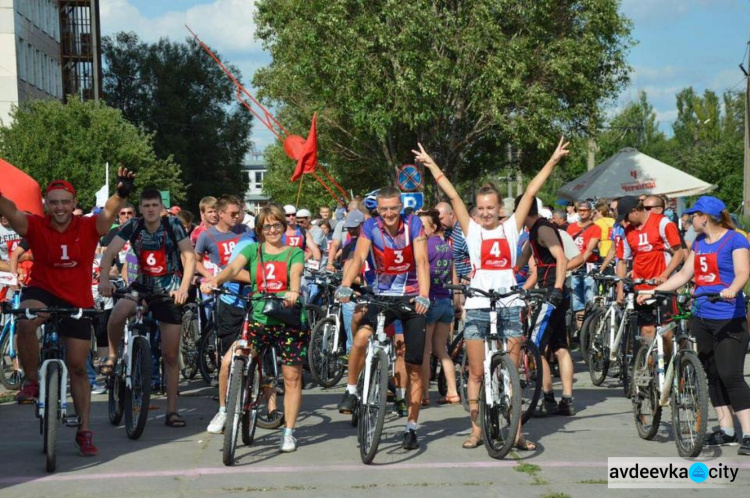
[254,0,633,204]
[102,32,253,210]
[0,98,184,210]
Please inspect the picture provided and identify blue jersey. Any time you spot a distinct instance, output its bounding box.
[220,231,258,308]
[692,230,749,319]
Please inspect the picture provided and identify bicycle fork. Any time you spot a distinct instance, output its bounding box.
[37,359,69,422]
[484,309,510,407]
[362,313,387,405]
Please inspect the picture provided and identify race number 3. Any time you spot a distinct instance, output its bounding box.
[393,250,404,264]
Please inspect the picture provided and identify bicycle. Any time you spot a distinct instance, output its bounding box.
[197,294,220,385]
[630,290,711,457]
[107,285,171,439]
[2,303,99,472]
[179,300,201,380]
[217,289,288,466]
[349,290,404,464]
[586,278,656,397]
[307,269,346,388]
[445,284,536,459]
[1,290,22,389]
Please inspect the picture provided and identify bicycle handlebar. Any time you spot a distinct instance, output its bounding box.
[445,284,547,301]
[352,288,415,312]
[1,304,100,320]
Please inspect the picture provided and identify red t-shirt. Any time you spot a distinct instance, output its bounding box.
[566,222,602,263]
[622,213,681,289]
[190,222,208,247]
[25,214,101,307]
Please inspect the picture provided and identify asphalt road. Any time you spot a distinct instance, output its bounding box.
[1,352,749,498]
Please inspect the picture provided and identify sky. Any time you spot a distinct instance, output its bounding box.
[99,0,750,152]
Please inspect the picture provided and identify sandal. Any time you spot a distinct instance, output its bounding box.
[462,433,483,449]
[437,394,461,405]
[98,357,116,376]
[514,437,536,451]
[165,412,186,428]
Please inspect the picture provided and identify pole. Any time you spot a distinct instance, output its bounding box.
[295,173,305,207]
[587,138,597,170]
[743,41,750,216]
[105,161,109,192]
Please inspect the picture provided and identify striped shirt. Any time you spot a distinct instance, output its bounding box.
[361,215,424,296]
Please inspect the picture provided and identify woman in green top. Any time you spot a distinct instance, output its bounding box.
[202,204,307,453]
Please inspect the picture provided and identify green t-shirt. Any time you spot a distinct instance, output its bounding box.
[239,242,306,326]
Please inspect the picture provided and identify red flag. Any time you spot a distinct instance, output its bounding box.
[0,158,44,216]
[291,113,318,182]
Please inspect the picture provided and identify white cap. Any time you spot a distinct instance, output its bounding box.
[296,208,311,218]
[283,205,297,215]
[539,208,553,220]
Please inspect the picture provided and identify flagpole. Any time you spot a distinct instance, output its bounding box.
[296,173,305,207]
[105,162,110,193]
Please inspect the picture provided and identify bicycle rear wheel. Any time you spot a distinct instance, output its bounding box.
[620,319,637,398]
[519,340,542,424]
[579,307,598,366]
[480,354,521,460]
[1,328,22,390]
[223,358,246,466]
[125,336,152,439]
[308,317,344,388]
[241,358,260,445]
[198,329,218,385]
[459,349,470,412]
[359,348,388,464]
[44,362,60,472]
[632,344,661,440]
[672,351,708,457]
[587,309,610,386]
[180,308,200,380]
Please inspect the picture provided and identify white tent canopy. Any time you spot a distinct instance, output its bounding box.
[557,148,715,201]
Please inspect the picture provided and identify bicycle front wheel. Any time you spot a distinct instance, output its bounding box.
[1,329,22,390]
[632,344,661,440]
[308,316,344,388]
[198,330,218,385]
[359,348,389,464]
[125,336,152,440]
[459,349,470,413]
[480,354,521,460]
[672,351,708,457]
[180,309,200,380]
[223,358,246,466]
[241,357,260,445]
[44,362,60,473]
[519,340,542,424]
[587,309,610,386]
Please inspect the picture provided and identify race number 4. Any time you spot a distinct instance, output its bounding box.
[489,241,502,257]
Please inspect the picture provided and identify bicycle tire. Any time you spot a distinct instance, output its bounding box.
[44,362,60,472]
[1,328,22,390]
[305,304,324,332]
[519,339,542,425]
[241,358,260,445]
[125,336,152,440]
[352,369,364,428]
[459,348,470,412]
[479,354,521,460]
[223,357,246,466]
[672,351,709,457]
[180,309,200,380]
[308,316,345,388]
[587,308,610,386]
[579,306,598,366]
[359,348,388,464]
[198,329,218,385]
[620,317,637,398]
[632,344,661,440]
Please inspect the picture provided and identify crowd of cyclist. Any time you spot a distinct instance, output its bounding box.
[1,136,749,460]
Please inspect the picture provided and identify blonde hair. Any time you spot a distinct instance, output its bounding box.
[199,196,218,213]
[476,182,501,203]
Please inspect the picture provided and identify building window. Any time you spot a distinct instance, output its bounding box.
[35,49,42,89]
[17,38,26,81]
[255,171,264,189]
[26,44,33,86]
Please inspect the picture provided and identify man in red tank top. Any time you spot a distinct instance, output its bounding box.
[0,169,135,457]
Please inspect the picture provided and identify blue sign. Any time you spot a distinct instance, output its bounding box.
[397,164,423,192]
[401,192,424,213]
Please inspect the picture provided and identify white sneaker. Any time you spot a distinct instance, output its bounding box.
[280,432,297,453]
[207,410,227,434]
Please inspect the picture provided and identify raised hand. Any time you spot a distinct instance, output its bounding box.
[550,136,571,164]
[116,166,136,198]
[411,143,438,171]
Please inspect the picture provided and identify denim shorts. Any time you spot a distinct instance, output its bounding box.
[464,307,523,340]
[426,297,454,325]
[570,274,595,313]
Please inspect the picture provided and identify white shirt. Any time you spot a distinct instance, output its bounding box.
[464,217,522,309]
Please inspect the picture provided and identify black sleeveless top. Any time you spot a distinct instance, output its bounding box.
[529,218,562,289]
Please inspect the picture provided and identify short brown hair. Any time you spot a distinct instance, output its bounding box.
[476,182,502,203]
[377,186,401,201]
[199,196,217,213]
[255,205,287,242]
[216,194,242,213]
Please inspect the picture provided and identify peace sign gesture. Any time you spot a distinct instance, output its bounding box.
[550,136,571,164]
[411,143,438,171]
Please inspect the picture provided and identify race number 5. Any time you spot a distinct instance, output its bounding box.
[698,256,708,273]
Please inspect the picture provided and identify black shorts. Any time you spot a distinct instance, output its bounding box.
[146,296,184,325]
[20,286,93,341]
[539,296,569,352]
[359,296,426,365]
[636,296,677,327]
[217,302,247,357]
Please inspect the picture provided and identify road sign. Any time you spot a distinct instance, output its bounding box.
[160,190,171,208]
[401,192,424,213]
[397,164,423,192]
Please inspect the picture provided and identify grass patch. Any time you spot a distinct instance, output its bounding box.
[515,462,542,475]
[578,479,607,484]
[0,391,16,403]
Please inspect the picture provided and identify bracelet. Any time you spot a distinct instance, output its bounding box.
[435,174,444,183]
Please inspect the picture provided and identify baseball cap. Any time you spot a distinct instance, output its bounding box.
[577,200,594,210]
[539,208,553,220]
[46,179,76,197]
[683,196,726,218]
[615,195,639,223]
[168,206,182,215]
[296,208,311,218]
[283,205,297,215]
[92,207,103,215]
[343,209,365,228]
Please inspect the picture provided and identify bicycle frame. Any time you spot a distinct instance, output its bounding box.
[361,311,392,408]
[485,305,511,409]
[123,299,150,390]
[637,320,679,407]
[37,328,70,423]
[1,293,21,371]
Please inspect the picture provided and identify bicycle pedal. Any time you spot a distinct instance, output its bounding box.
[64,415,81,428]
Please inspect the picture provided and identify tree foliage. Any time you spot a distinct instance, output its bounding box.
[102,32,253,210]
[0,98,183,209]
[254,0,633,204]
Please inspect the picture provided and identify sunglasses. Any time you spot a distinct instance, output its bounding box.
[643,205,663,211]
[119,211,135,216]
[224,211,241,218]
[285,213,296,217]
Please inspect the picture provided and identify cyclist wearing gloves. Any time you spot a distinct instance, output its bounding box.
[642,196,750,455]
[414,137,570,451]
[99,188,196,429]
[0,169,135,456]
[202,204,306,453]
[335,187,430,451]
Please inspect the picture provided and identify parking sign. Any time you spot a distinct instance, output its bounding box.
[400,192,424,213]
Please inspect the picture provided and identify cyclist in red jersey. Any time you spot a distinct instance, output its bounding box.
[0,168,135,457]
